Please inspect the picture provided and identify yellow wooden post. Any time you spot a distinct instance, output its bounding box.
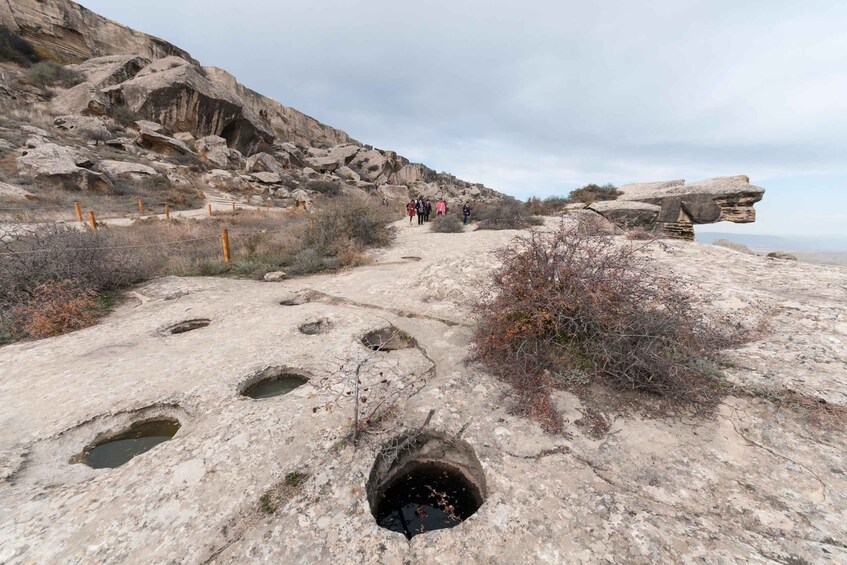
[164,205,170,221]
[137,197,144,213]
[88,210,97,230]
[221,228,231,263]
[208,203,213,216]
[74,201,83,221]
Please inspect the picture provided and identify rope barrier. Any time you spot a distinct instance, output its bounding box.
[0,226,291,256]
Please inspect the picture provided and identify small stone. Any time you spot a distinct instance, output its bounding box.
[263,271,287,282]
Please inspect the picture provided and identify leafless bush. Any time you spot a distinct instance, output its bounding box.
[0,224,155,341]
[305,196,396,251]
[431,213,464,233]
[567,183,619,204]
[526,196,570,216]
[471,221,733,429]
[315,327,429,445]
[474,197,544,230]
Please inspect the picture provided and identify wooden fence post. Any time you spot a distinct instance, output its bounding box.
[74,201,83,221]
[221,228,231,263]
[137,198,144,213]
[88,210,97,230]
[164,205,170,221]
[208,204,213,216]
[232,201,236,212]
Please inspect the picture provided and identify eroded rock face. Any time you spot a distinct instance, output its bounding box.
[0,0,194,62]
[587,176,765,239]
[103,58,275,156]
[203,66,354,148]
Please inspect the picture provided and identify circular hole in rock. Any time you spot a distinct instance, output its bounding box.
[164,319,210,335]
[299,318,332,335]
[361,326,417,352]
[80,419,181,469]
[401,256,422,261]
[368,432,486,540]
[240,367,309,399]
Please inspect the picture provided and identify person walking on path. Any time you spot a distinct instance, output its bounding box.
[462,202,472,225]
[435,198,446,216]
[416,197,426,225]
[424,199,432,222]
[406,199,417,224]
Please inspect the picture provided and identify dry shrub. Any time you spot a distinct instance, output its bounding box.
[306,196,396,251]
[526,196,570,216]
[567,183,619,204]
[471,221,733,429]
[26,61,84,88]
[431,213,464,233]
[0,25,39,66]
[474,197,544,230]
[8,280,98,338]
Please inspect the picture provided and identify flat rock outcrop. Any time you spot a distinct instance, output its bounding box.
[585,175,765,239]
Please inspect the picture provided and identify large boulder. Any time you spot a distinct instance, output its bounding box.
[96,160,158,179]
[196,135,229,167]
[53,115,111,140]
[245,152,287,176]
[587,200,662,228]
[103,57,275,156]
[0,181,34,201]
[136,127,193,155]
[592,175,766,239]
[17,143,111,191]
[50,82,111,116]
[68,55,150,87]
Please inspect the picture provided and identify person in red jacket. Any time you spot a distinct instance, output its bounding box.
[406,199,417,224]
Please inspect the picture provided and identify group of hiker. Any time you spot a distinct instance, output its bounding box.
[405,197,472,225]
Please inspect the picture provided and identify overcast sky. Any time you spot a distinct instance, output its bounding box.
[84,0,847,240]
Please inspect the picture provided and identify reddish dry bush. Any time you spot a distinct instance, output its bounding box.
[8,280,98,338]
[471,221,732,429]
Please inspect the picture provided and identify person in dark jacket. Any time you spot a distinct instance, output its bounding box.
[462,202,472,225]
[424,199,432,222]
[415,198,426,225]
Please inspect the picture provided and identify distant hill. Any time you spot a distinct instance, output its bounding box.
[696,232,847,253]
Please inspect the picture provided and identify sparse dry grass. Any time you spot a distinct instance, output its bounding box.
[1,196,394,343]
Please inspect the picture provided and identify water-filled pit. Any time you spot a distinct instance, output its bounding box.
[79,419,181,469]
[240,367,309,399]
[368,432,486,540]
[361,326,417,352]
[163,319,211,335]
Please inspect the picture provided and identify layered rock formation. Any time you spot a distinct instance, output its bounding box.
[1,0,501,203]
[579,176,765,239]
[0,0,194,62]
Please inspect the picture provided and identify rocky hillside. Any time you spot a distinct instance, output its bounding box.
[0,0,500,208]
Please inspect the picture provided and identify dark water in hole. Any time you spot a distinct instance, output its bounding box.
[375,463,482,539]
[243,376,307,399]
[83,420,180,469]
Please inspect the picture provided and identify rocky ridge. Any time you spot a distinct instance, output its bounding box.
[0,0,500,206]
